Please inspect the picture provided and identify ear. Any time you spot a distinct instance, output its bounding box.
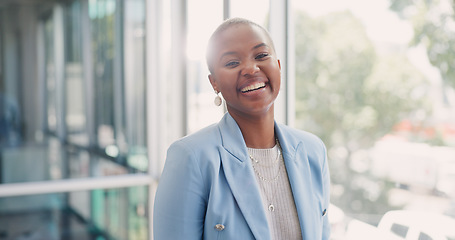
[208,74,218,92]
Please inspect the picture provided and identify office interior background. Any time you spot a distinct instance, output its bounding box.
[1,0,455,239]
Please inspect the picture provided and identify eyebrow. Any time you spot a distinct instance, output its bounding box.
[253,43,268,50]
[219,43,269,61]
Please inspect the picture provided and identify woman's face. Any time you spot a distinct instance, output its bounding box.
[209,24,281,118]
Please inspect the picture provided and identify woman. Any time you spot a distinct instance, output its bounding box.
[153,18,330,240]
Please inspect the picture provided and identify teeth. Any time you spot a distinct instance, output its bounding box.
[241,82,266,93]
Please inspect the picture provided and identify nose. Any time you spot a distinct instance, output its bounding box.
[241,61,259,76]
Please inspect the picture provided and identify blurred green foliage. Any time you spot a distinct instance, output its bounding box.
[294,10,432,223]
[390,0,455,89]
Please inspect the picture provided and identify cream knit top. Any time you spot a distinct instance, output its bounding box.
[247,144,302,240]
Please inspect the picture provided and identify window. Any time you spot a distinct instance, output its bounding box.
[230,0,270,26]
[90,0,118,149]
[186,0,224,133]
[64,1,86,144]
[292,0,455,237]
[44,16,57,133]
[123,0,147,170]
[1,0,149,239]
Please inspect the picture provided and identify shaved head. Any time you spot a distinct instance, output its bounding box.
[206,18,276,74]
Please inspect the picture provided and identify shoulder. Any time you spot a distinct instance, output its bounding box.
[276,123,327,171]
[277,123,326,152]
[166,123,224,169]
[161,123,223,197]
[169,123,221,153]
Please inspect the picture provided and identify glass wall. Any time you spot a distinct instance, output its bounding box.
[230,0,270,27]
[123,0,147,170]
[64,0,86,145]
[292,0,455,239]
[186,0,224,133]
[1,0,149,239]
[0,186,147,240]
[90,0,120,150]
[45,15,57,134]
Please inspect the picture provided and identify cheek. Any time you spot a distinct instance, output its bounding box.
[265,68,281,93]
[264,64,281,82]
[216,71,238,90]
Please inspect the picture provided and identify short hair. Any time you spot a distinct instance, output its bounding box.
[206,17,276,74]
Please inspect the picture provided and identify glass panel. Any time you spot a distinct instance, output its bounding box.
[123,0,147,170]
[89,0,118,149]
[0,8,2,79]
[229,0,270,27]
[0,13,4,189]
[64,1,88,146]
[45,17,57,133]
[292,0,455,238]
[0,6,24,150]
[90,186,148,240]
[0,186,148,240]
[88,0,148,171]
[1,1,149,239]
[187,0,224,133]
[0,81,21,148]
[0,136,140,184]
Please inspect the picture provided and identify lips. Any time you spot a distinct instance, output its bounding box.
[240,82,266,93]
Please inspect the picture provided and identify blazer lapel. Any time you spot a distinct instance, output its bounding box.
[276,125,321,239]
[218,114,271,240]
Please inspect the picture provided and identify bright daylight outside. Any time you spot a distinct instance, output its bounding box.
[185,0,455,239]
[292,0,455,239]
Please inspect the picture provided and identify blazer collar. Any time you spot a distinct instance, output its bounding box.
[217,113,271,240]
[218,113,297,160]
[275,122,321,239]
[217,113,319,239]
[218,113,249,162]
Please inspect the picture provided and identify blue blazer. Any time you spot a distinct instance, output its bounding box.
[154,113,330,240]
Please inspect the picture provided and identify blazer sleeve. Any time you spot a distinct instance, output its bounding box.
[321,143,331,240]
[153,141,208,240]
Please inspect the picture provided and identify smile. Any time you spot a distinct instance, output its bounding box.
[240,82,266,93]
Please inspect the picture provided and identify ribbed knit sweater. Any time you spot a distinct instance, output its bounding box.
[247,144,302,240]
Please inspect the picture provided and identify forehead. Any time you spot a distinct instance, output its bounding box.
[212,24,272,54]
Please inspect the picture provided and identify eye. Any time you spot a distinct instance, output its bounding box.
[255,52,270,60]
[225,61,239,68]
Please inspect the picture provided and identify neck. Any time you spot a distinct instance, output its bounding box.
[228,107,276,149]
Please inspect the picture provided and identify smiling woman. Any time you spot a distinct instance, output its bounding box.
[153,18,331,240]
[2,0,453,239]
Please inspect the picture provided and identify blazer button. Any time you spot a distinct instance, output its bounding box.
[322,209,328,217]
[214,224,225,231]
